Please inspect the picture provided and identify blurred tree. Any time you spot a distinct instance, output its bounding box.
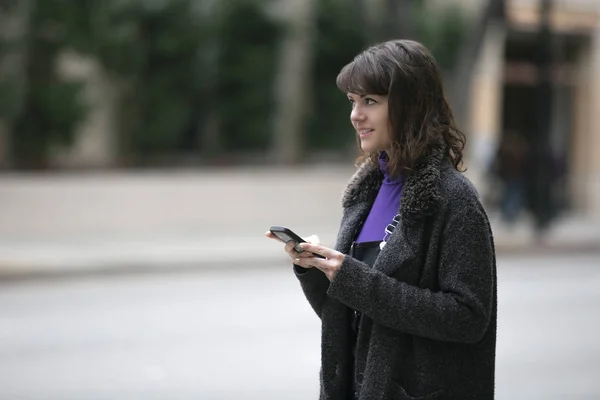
[215,0,281,156]
[384,0,414,40]
[365,0,467,70]
[3,0,278,165]
[65,0,207,163]
[305,0,366,153]
[0,0,493,168]
[124,0,206,161]
[0,0,89,169]
[195,3,220,159]
[0,0,32,168]
[304,0,465,155]
[412,0,468,72]
[28,0,209,166]
[270,0,316,163]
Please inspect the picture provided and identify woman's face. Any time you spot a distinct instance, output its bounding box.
[348,93,391,154]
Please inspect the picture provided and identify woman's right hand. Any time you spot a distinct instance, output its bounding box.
[265,231,318,269]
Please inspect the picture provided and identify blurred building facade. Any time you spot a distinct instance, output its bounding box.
[465,0,600,217]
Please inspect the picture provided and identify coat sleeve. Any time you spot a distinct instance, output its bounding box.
[326,201,495,343]
[294,264,331,319]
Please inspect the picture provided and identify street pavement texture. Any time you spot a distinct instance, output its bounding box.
[0,165,599,279]
[0,252,599,399]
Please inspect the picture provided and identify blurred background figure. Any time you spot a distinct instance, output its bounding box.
[493,130,529,224]
[1,0,600,399]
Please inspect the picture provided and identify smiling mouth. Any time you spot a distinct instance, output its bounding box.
[358,129,374,137]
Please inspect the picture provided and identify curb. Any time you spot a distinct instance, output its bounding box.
[493,241,600,257]
[1,241,599,283]
[0,256,288,283]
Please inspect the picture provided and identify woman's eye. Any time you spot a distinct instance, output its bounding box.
[365,98,377,105]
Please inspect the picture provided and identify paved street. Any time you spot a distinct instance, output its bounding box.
[0,253,599,400]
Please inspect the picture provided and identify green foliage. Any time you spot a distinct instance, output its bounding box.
[214,0,281,152]
[4,0,89,167]
[306,0,467,151]
[413,2,468,72]
[0,78,24,119]
[0,0,209,164]
[68,0,207,157]
[0,0,470,167]
[122,0,206,155]
[307,0,366,150]
[13,81,87,167]
[64,1,149,76]
[32,81,87,135]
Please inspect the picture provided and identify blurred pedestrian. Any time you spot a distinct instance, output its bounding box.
[494,130,529,224]
[267,40,497,400]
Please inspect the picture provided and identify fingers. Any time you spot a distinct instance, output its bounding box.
[285,241,313,259]
[284,240,295,253]
[292,253,330,271]
[265,231,320,264]
[265,231,285,243]
[292,245,343,281]
[297,243,329,258]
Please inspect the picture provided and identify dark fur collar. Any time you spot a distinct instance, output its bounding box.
[341,145,446,223]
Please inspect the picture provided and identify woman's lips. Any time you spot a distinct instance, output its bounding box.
[358,129,374,138]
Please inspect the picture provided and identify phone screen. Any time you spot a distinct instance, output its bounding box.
[269,226,307,252]
[273,231,303,244]
[269,226,325,258]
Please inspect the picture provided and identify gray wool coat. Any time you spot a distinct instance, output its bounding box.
[294,146,497,400]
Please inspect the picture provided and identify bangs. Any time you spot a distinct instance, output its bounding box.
[336,52,390,96]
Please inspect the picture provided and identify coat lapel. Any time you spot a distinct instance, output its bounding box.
[337,160,382,253]
[374,217,427,281]
[340,145,447,279]
[399,144,445,226]
[334,202,372,254]
[341,145,445,222]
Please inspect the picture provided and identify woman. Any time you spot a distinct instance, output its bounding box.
[267,39,496,400]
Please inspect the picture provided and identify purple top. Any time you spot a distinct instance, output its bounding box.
[355,152,404,243]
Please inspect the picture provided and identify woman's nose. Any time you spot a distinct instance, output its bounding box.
[351,107,365,123]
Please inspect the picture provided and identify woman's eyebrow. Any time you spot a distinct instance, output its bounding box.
[348,93,377,99]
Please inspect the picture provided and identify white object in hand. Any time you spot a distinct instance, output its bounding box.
[303,235,320,245]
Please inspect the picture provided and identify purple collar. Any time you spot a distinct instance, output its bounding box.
[378,152,403,184]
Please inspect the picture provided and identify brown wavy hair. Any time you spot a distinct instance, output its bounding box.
[336,39,466,177]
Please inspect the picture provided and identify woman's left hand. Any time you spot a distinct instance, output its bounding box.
[294,243,345,281]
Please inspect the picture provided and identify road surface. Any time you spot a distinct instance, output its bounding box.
[0,253,599,399]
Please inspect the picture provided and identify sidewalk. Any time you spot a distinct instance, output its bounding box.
[0,166,599,280]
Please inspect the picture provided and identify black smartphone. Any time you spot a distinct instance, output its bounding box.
[269,225,325,258]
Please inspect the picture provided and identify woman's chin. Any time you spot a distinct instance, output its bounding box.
[360,142,374,153]
[360,142,379,153]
